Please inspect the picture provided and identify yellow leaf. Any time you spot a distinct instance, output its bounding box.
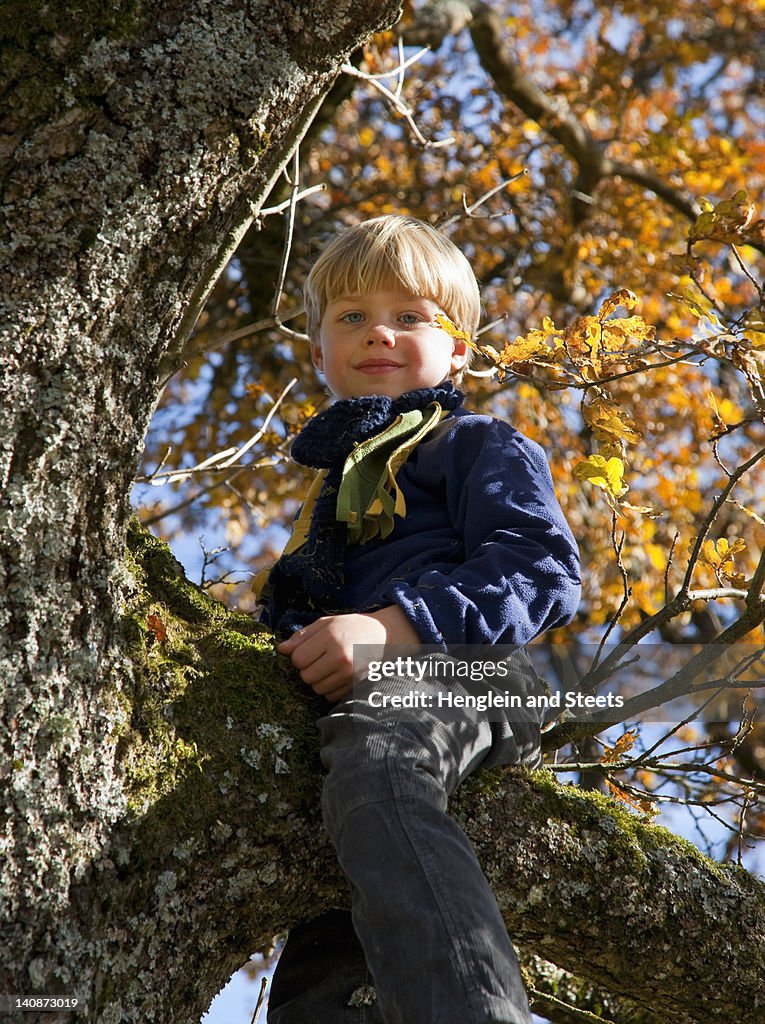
[600,316,656,349]
[573,455,629,498]
[623,503,662,519]
[690,191,759,245]
[700,537,747,573]
[602,729,638,764]
[584,399,642,445]
[433,313,471,344]
[744,308,765,331]
[541,315,560,334]
[605,778,658,818]
[667,287,720,325]
[585,320,602,373]
[478,343,501,363]
[499,335,547,363]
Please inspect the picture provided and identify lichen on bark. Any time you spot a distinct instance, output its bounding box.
[0,2,403,1018]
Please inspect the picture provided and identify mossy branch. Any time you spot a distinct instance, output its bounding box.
[116,519,765,1024]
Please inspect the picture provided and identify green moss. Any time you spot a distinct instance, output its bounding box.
[117,519,322,861]
[461,764,734,884]
[0,0,150,179]
[0,0,143,55]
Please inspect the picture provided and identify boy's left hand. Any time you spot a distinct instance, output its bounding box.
[277,605,419,703]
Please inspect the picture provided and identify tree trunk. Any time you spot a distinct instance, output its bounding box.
[0,3,400,1020]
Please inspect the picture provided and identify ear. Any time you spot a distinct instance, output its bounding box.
[310,340,324,371]
[449,337,468,374]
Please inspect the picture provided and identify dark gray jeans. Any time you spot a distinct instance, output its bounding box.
[268,652,542,1024]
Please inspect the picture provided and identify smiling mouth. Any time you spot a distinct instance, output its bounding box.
[355,359,403,370]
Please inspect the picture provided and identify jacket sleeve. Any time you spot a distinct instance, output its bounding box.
[383,416,581,648]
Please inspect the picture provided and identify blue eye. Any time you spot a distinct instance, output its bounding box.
[400,313,421,325]
[341,311,364,324]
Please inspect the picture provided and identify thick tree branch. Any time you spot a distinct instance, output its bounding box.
[103,523,765,1024]
[466,3,697,225]
[401,2,701,229]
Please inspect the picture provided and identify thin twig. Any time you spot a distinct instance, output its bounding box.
[545,760,765,793]
[664,531,679,607]
[258,183,326,219]
[681,446,765,598]
[630,687,725,766]
[395,36,407,99]
[730,244,763,298]
[589,515,631,673]
[157,305,305,390]
[272,148,301,328]
[528,987,616,1024]
[488,347,705,393]
[738,790,754,866]
[138,382,297,526]
[341,63,454,149]
[138,448,292,526]
[251,976,268,1024]
[357,42,433,82]
[136,379,297,485]
[479,313,507,337]
[147,446,174,484]
[438,170,529,229]
[218,378,297,467]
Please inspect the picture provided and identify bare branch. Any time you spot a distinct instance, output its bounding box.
[607,160,699,221]
[272,148,302,340]
[157,304,305,391]
[136,380,297,487]
[341,63,455,149]
[680,446,765,599]
[528,986,616,1024]
[437,169,529,229]
[257,183,326,220]
[359,43,433,81]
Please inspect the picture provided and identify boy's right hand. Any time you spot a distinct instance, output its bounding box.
[278,606,419,703]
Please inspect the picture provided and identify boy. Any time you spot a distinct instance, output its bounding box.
[257,215,581,1023]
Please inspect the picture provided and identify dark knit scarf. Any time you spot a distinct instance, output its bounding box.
[269,381,464,635]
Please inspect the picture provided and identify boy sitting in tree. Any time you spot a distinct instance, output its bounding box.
[256,214,581,1024]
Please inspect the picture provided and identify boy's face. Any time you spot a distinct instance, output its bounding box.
[311,290,468,400]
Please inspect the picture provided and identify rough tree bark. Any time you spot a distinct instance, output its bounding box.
[0,2,402,1020]
[1,4,764,1024]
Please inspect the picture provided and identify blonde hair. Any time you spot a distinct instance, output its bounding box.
[304,215,480,375]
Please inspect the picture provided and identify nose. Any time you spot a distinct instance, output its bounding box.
[365,322,396,347]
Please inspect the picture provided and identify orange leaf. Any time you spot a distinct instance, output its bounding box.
[147,613,168,644]
[602,729,638,764]
[598,289,638,320]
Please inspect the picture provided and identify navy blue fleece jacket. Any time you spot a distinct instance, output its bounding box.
[267,406,581,648]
